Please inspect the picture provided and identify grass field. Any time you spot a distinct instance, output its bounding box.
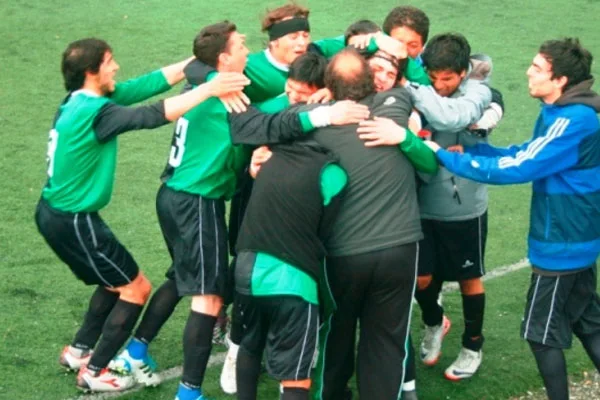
[1,0,600,399]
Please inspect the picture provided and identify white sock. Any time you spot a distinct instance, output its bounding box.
[403,380,416,391]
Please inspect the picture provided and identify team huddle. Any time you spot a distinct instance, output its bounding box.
[35,3,600,400]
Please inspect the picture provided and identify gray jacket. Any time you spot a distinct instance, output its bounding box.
[406,75,492,221]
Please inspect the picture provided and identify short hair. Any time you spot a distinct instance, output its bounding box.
[288,52,327,88]
[539,38,593,92]
[61,38,112,92]
[261,2,310,32]
[383,6,430,44]
[421,33,471,74]
[344,19,380,45]
[193,21,237,68]
[325,48,375,101]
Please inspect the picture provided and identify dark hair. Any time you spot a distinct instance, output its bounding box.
[539,38,593,92]
[383,6,429,44]
[344,19,380,45]
[422,33,471,74]
[261,2,309,32]
[288,52,327,88]
[193,21,237,68]
[325,48,375,101]
[61,38,112,92]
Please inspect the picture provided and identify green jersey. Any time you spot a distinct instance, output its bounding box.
[42,70,171,212]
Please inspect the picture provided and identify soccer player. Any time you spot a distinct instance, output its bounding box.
[34,37,249,392]
[425,37,600,400]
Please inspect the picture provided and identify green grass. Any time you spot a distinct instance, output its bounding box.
[1,0,600,399]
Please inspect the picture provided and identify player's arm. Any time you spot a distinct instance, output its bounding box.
[95,73,249,143]
[228,101,369,145]
[405,79,492,133]
[109,57,195,106]
[430,116,589,184]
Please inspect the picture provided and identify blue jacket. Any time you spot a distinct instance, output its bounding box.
[436,79,600,272]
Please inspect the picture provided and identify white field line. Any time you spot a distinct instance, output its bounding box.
[72,258,530,400]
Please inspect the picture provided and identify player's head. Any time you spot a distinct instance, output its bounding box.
[193,21,249,73]
[383,6,429,59]
[262,2,311,66]
[344,19,381,45]
[368,50,407,92]
[527,38,593,103]
[61,38,118,94]
[325,48,375,101]
[421,32,471,97]
[285,52,327,104]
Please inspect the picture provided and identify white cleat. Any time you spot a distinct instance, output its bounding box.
[444,347,483,381]
[220,335,239,394]
[76,366,135,392]
[110,349,161,387]
[420,315,451,366]
[59,345,92,371]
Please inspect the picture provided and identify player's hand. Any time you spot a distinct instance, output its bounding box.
[374,32,407,59]
[307,88,333,104]
[348,33,376,49]
[329,101,370,125]
[447,145,464,153]
[357,117,406,146]
[249,146,272,178]
[424,140,442,152]
[219,92,251,113]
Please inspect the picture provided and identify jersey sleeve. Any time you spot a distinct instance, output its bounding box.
[399,130,438,173]
[109,70,171,106]
[320,163,348,206]
[93,102,169,143]
[311,35,347,58]
[436,116,583,185]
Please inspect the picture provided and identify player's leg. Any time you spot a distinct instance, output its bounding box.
[439,213,487,380]
[401,336,418,400]
[221,259,243,395]
[115,185,184,385]
[314,254,363,400]
[571,266,600,371]
[356,243,417,400]
[414,220,448,366]
[174,194,229,400]
[521,270,576,400]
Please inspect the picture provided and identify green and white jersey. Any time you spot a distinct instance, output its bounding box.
[42,70,171,212]
[163,85,249,199]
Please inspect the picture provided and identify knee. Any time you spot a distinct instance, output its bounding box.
[459,278,484,295]
[281,379,311,390]
[417,275,433,291]
[111,273,152,305]
[191,294,223,316]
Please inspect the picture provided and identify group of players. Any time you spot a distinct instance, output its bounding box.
[36,2,600,400]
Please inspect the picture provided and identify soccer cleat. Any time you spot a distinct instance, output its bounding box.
[76,366,135,392]
[444,347,482,381]
[175,382,210,400]
[110,349,161,387]
[220,334,239,394]
[212,314,230,346]
[59,345,92,371]
[420,315,451,366]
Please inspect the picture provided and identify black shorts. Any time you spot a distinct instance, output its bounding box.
[418,212,488,281]
[35,198,139,287]
[236,293,318,381]
[521,265,600,348]
[157,185,228,297]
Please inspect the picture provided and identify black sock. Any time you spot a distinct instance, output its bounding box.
[237,345,262,400]
[404,334,416,382]
[281,387,309,400]
[528,341,569,400]
[577,331,600,371]
[72,286,119,350]
[87,300,143,371]
[462,293,485,351]
[415,278,443,327]
[134,279,182,343]
[181,311,216,388]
